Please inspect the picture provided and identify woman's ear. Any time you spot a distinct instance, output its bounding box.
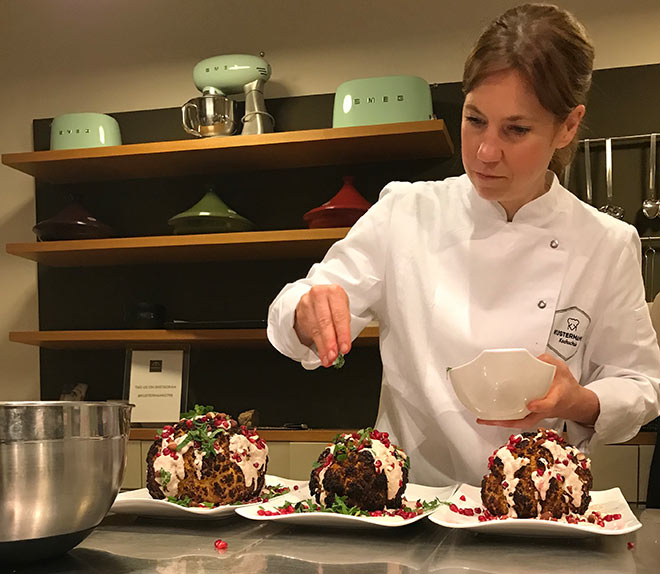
[556,104,586,149]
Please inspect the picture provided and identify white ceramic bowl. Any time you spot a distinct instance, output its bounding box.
[448,348,556,420]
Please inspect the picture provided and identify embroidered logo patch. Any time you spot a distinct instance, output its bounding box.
[547,306,591,361]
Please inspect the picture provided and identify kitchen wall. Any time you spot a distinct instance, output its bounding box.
[2,0,660,399]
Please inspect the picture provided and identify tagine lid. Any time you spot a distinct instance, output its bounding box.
[168,188,254,228]
[304,176,371,219]
[33,201,115,240]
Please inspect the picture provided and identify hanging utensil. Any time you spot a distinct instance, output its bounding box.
[598,138,624,219]
[642,133,659,219]
[584,139,593,205]
[645,246,656,302]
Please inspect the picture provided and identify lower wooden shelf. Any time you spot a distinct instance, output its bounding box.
[128,428,657,445]
[6,227,351,267]
[8,326,379,349]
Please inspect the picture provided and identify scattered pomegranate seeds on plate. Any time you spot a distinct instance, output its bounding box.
[235,483,457,528]
[110,475,305,520]
[428,484,642,537]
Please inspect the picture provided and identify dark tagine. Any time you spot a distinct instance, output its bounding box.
[481,428,593,519]
[309,428,410,511]
[146,406,268,506]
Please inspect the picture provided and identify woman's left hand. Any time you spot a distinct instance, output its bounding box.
[476,353,600,429]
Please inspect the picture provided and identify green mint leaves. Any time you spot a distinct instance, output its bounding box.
[332,353,345,369]
[159,468,171,487]
[181,404,215,419]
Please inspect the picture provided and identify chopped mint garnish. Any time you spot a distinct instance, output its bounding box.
[272,495,447,517]
[333,353,345,369]
[167,495,193,507]
[181,404,215,419]
[159,468,171,487]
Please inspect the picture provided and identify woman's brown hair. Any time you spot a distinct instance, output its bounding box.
[462,3,594,176]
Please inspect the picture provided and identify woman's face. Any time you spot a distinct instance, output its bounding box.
[461,68,581,219]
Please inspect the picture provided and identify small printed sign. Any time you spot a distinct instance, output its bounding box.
[128,350,185,423]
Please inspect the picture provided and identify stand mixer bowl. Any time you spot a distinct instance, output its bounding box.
[182,94,236,137]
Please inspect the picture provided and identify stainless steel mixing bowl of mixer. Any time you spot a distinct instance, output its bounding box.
[0,401,132,563]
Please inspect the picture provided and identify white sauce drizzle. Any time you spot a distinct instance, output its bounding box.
[365,439,405,501]
[317,434,407,505]
[228,433,268,489]
[153,413,269,497]
[495,431,592,517]
[153,434,193,497]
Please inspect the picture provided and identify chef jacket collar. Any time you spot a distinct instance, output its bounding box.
[467,171,570,227]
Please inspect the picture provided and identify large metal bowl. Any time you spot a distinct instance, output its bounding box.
[0,401,132,563]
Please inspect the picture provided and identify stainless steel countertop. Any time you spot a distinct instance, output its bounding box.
[7,507,660,573]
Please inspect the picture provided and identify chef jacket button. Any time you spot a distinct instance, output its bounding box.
[550,239,559,249]
[538,300,547,309]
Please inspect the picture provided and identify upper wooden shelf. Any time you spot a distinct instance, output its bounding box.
[6,227,350,267]
[9,325,379,349]
[1,120,453,184]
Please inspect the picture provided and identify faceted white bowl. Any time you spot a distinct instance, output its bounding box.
[448,348,556,420]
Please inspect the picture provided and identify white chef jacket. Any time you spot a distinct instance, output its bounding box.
[267,173,660,486]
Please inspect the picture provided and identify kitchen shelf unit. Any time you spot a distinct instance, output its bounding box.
[5,228,351,267]
[8,325,379,349]
[1,119,453,183]
[3,116,453,428]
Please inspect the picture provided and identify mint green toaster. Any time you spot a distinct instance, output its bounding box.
[50,113,122,150]
[332,75,433,128]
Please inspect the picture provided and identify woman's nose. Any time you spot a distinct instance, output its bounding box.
[476,138,503,163]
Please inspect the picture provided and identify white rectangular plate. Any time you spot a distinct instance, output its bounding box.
[428,483,641,537]
[235,482,457,528]
[109,474,305,519]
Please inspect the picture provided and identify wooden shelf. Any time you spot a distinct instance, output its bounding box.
[6,227,350,267]
[1,120,453,184]
[9,325,379,349]
[128,428,657,445]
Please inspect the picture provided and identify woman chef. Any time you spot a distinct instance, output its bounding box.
[267,3,660,486]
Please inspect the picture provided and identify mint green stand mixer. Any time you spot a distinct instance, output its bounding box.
[182,53,275,137]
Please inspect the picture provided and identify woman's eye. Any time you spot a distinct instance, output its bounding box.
[508,125,531,136]
[465,116,486,126]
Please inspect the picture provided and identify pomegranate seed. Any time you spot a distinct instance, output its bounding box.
[293,485,299,490]
[459,495,466,501]
[627,542,635,550]
[475,508,482,514]
[162,448,170,456]
[449,504,458,513]
[463,508,474,516]
[502,481,509,488]
[214,539,228,550]
[253,462,259,468]
[613,513,621,520]
[478,515,487,522]
[186,420,193,428]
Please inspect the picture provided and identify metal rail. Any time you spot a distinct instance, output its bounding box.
[580,132,659,146]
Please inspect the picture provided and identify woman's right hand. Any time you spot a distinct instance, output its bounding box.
[294,284,351,367]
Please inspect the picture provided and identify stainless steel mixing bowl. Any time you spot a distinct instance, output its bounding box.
[0,401,132,562]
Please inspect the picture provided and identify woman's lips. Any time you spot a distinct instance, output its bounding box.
[475,171,505,180]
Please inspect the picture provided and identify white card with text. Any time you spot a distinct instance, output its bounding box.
[128,350,184,423]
